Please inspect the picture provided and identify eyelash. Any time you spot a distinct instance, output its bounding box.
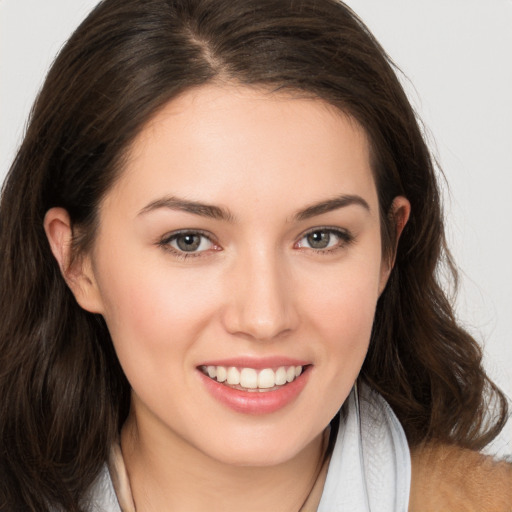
[158,226,355,260]
[295,226,355,255]
[158,229,219,260]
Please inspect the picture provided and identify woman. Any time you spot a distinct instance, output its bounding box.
[0,0,510,511]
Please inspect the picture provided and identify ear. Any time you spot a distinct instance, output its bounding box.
[43,207,104,314]
[378,196,411,294]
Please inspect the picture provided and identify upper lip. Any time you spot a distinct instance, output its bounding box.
[197,356,310,370]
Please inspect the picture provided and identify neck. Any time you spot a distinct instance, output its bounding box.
[120,412,327,512]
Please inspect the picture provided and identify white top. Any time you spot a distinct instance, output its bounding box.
[317,383,411,511]
[85,383,411,512]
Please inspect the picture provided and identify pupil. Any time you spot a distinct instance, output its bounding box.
[177,234,200,251]
[307,231,329,249]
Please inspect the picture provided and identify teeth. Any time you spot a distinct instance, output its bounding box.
[275,367,287,386]
[240,368,258,389]
[202,365,304,390]
[258,368,275,389]
[216,366,227,382]
[227,367,240,385]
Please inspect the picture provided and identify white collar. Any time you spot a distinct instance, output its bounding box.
[318,383,411,511]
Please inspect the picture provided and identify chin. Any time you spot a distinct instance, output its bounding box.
[197,426,322,468]
[210,447,300,468]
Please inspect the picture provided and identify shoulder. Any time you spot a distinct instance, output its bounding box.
[409,442,512,512]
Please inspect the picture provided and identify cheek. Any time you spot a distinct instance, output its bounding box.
[285,259,380,432]
[317,290,375,378]
[303,254,381,328]
[299,253,382,370]
[94,257,220,374]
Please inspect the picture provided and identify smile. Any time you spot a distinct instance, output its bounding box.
[197,358,311,414]
[200,365,304,391]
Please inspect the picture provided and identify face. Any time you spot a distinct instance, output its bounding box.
[73,85,397,466]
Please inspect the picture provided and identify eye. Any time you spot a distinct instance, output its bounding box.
[160,230,216,255]
[296,227,353,251]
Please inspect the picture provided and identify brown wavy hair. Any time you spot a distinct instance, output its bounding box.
[0,0,508,510]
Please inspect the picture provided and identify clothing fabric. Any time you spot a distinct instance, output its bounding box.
[317,383,410,511]
[84,383,411,511]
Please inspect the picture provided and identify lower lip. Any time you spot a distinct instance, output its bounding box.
[198,366,311,415]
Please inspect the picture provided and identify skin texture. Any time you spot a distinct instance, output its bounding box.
[45,84,409,512]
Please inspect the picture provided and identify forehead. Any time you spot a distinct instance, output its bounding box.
[107,84,377,217]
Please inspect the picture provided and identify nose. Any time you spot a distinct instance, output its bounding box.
[222,248,299,341]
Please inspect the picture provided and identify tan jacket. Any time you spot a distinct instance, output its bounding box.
[409,443,512,512]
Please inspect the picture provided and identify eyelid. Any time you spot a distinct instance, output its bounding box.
[159,228,215,244]
[295,226,354,251]
[158,229,220,258]
[157,226,354,259]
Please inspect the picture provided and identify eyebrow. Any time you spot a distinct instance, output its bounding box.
[138,193,370,222]
[294,194,370,221]
[138,196,235,221]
